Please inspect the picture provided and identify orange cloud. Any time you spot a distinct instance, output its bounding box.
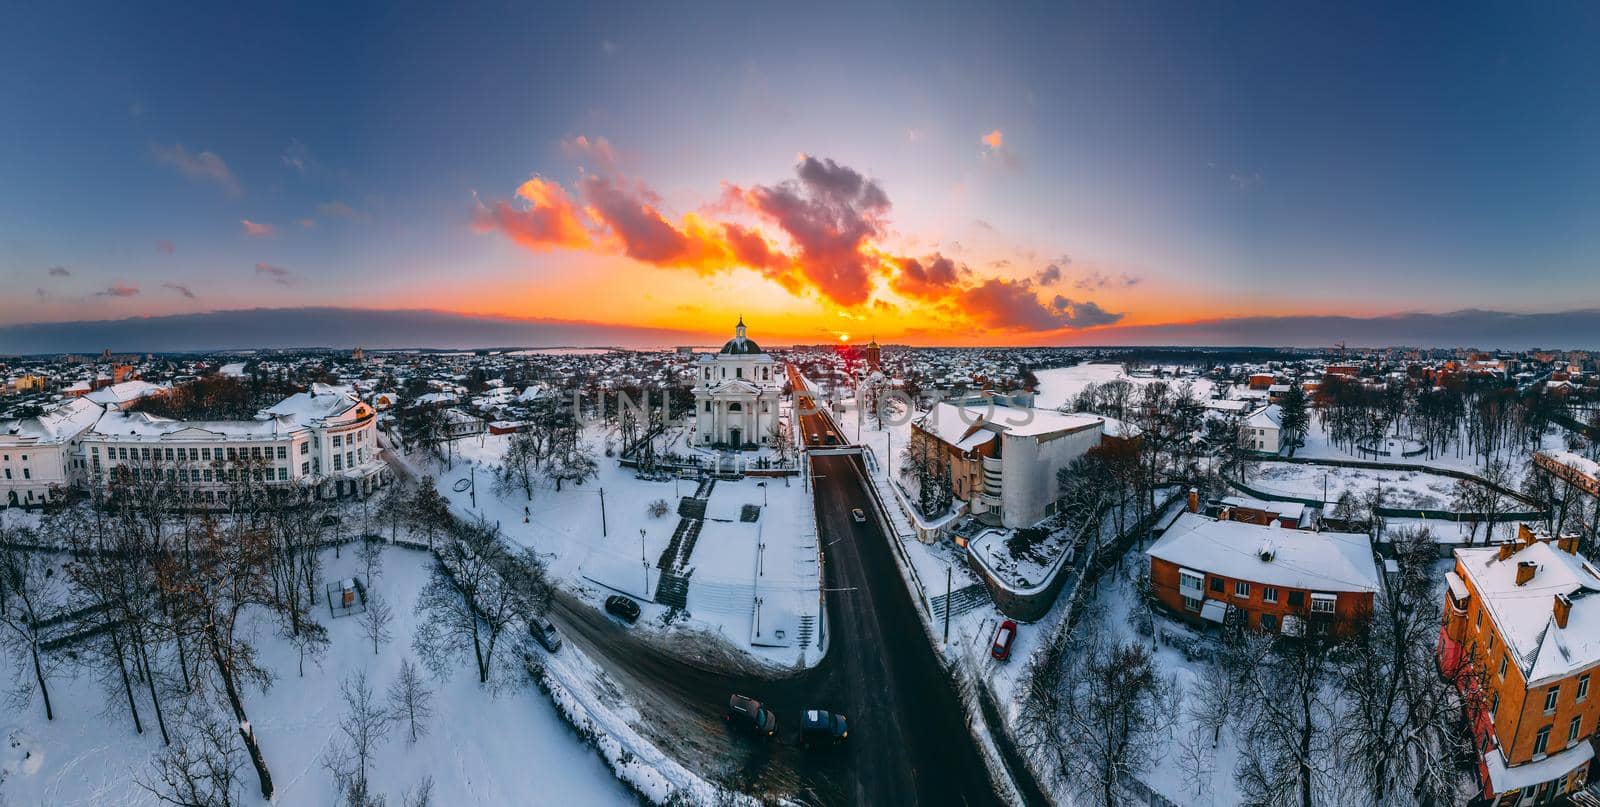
[982,129,1003,149]
[470,141,1122,334]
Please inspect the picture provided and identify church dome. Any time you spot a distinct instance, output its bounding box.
[719,337,763,355]
[718,316,764,355]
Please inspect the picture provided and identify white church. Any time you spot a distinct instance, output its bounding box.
[693,317,782,449]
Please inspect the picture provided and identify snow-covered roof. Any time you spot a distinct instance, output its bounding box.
[915,402,1110,451]
[261,385,362,425]
[84,380,170,405]
[92,409,289,440]
[1147,513,1380,593]
[0,397,104,444]
[1483,738,1592,794]
[1540,449,1600,483]
[1455,540,1600,684]
[1245,404,1283,430]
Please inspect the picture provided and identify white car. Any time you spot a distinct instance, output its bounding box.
[850,508,866,523]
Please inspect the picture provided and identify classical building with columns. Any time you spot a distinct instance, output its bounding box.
[693,318,781,449]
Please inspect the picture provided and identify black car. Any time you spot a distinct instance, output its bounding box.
[800,709,849,748]
[604,594,641,624]
[725,694,777,737]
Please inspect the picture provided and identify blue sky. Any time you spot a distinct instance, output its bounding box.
[3,2,1599,346]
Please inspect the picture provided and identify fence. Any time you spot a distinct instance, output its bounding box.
[1222,475,1548,524]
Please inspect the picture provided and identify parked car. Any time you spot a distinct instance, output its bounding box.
[850,508,866,523]
[725,694,777,737]
[529,615,562,653]
[991,619,1018,661]
[800,709,849,748]
[605,594,641,624]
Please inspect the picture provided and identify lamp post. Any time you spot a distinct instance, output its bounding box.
[640,528,649,598]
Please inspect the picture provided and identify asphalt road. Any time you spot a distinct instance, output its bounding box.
[385,378,1015,805]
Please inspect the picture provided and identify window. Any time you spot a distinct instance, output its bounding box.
[704,401,711,413]
[1533,726,1551,757]
[1179,571,1204,592]
[1260,613,1277,632]
[277,468,287,481]
[1234,581,1251,598]
[1579,674,1590,702]
[1182,595,1201,612]
[1487,630,1496,653]
[21,469,28,480]
[1490,691,1499,718]
[1263,586,1279,603]
[165,448,174,460]
[1545,686,1561,713]
[333,435,342,448]
[227,448,236,460]
[333,456,343,471]
[251,447,262,459]
[1310,594,1336,614]
[301,462,310,475]
[1209,577,1224,593]
[1569,716,1582,744]
[1288,591,1304,608]
[299,442,308,455]
[276,446,287,459]
[1476,608,1483,628]
[202,447,211,460]
[1499,654,1508,679]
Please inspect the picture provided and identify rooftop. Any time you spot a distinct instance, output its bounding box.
[1456,539,1600,683]
[1147,512,1381,593]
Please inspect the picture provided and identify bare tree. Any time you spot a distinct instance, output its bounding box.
[323,668,390,807]
[155,519,278,799]
[137,706,246,807]
[401,775,435,807]
[1229,631,1339,807]
[360,592,395,655]
[0,536,66,721]
[412,519,522,684]
[387,657,435,743]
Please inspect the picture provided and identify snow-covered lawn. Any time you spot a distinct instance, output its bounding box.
[1033,364,1217,411]
[0,546,632,806]
[425,428,822,669]
[1249,461,1462,509]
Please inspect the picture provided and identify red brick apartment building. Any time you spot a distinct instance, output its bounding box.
[1440,525,1600,806]
[1145,507,1380,636]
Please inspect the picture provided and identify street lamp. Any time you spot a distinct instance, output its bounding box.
[640,528,649,598]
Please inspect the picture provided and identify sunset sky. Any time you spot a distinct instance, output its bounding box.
[4,3,1600,348]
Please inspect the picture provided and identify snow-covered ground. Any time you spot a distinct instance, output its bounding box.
[1033,364,1218,411]
[425,427,823,670]
[0,546,633,806]
[1250,461,1462,509]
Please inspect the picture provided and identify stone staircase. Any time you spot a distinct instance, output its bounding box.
[796,614,816,647]
[929,584,993,620]
[655,572,691,610]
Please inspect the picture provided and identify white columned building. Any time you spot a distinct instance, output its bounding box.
[693,318,781,449]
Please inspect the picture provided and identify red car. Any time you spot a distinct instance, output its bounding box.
[991,619,1018,661]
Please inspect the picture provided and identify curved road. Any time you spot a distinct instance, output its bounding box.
[385,374,1019,806]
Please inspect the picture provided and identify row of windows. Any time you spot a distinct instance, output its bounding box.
[94,444,295,462]
[1193,573,1332,612]
[116,466,292,483]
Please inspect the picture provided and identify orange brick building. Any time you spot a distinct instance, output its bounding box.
[1145,508,1379,636]
[1439,525,1600,805]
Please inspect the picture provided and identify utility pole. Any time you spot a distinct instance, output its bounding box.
[943,566,952,643]
[600,487,608,537]
[640,528,648,598]
[470,463,477,508]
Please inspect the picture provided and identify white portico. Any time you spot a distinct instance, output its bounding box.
[693,318,781,449]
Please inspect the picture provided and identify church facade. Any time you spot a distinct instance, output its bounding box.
[693,318,781,449]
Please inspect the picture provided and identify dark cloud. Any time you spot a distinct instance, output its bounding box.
[1074,270,1141,291]
[959,278,1122,331]
[1035,263,1062,285]
[890,254,964,300]
[0,307,707,353]
[47,266,70,277]
[162,282,196,299]
[96,283,140,297]
[736,155,892,306]
[254,263,293,285]
[1093,309,1600,349]
[153,143,241,196]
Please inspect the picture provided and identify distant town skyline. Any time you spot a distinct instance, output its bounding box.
[4,3,1600,348]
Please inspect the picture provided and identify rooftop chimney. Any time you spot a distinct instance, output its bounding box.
[1517,523,1538,545]
[1558,533,1580,554]
[1554,593,1572,629]
[1188,487,1200,514]
[1516,560,1539,587]
[1498,543,1516,562]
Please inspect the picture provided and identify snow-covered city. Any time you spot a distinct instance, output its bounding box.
[7,4,1600,806]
